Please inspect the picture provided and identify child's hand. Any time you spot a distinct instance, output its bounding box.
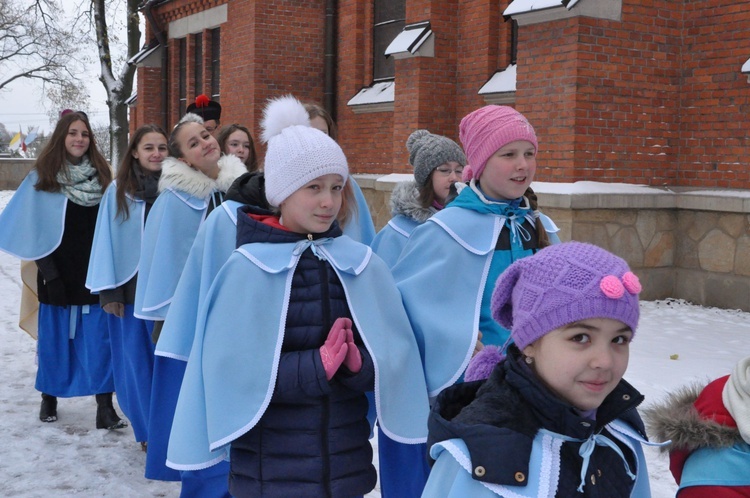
[320,320,348,380]
[343,327,362,373]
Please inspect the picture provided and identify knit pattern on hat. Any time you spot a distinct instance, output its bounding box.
[459,105,538,180]
[261,95,349,207]
[491,241,641,351]
[406,130,466,187]
[723,355,750,444]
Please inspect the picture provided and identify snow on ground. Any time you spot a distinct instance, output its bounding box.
[1,189,749,497]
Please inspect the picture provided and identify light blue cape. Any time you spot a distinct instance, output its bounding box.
[134,187,208,320]
[392,206,559,397]
[156,200,241,361]
[167,236,429,470]
[345,177,376,245]
[86,182,144,292]
[370,214,421,269]
[424,420,655,498]
[0,170,67,260]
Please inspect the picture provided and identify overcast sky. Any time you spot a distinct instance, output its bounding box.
[0,0,134,137]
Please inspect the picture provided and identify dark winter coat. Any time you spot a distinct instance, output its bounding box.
[427,345,647,498]
[37,200,99,306]
[644,378,750,498]
[228,206,377,498]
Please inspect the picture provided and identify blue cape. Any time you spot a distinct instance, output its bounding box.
[86,182,144,292]
[167,236,430,470]
[424,420,655,498]
[156,200,241,361]
[392,206,559,397]
[344,177,376,245]
[0,170,67,260]
[134,188,208,320]
[370,214,421,269]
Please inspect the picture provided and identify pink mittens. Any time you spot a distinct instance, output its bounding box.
[319,317,362,380]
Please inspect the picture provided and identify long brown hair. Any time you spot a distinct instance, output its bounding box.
[217,124,258,172]
[115,124,168,220]
[303,102,338,140]
[525,186,551,248]
[34,111,112,192]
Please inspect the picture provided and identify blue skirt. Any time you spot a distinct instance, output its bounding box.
[145,354,183,481]
[377,428,430,498]
[36,303,115,397]
[108,306,155,443]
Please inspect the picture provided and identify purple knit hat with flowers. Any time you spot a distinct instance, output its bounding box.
[459,105,538,181]
[491,241,642,351]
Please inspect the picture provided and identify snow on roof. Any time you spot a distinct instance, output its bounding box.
[504,0,566,16]
[478,64,517,95]
[347,81,395,106]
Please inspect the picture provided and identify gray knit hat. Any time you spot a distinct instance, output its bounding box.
[406,130,467,187]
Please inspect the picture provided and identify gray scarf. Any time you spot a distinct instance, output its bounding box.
[56,156,104,206]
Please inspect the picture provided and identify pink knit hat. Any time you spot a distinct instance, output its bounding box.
[458,105,538,180]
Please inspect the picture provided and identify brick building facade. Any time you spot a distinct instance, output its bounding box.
[131,0,750,189]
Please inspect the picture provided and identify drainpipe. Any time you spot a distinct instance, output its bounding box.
[324,0,337,121]
[141,0,169,130]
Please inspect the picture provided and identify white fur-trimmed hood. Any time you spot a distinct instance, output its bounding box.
[389,180,436,223]
[159,154,247,198]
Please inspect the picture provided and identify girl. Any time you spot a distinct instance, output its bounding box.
[86,124,168,450]
[372,128,466,497]
[164,96,429,497]
[424,241,656,497]
[304,101,377,245]
[216,123,258,172]
[645,355,750,497]
[136,113,245,488]
[392,105,561,400]
[0,111,124,429]
[371,129,467,268]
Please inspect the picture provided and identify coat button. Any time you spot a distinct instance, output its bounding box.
[623,394,631,401]
[515,472,526,483]
[591,473,596,485]
[474,466,485,477]
[580,421,591,427]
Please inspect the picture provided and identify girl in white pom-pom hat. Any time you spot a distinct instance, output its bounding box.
[166,95,429,498]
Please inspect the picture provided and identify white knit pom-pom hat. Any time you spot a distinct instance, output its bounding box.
[261,95,348,207]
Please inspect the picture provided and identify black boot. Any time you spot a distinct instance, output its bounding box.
[40,393,57,423]
[95,393,128,430]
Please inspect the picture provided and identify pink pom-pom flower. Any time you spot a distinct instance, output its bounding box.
[600,275,625,299]
[622,271,642,294]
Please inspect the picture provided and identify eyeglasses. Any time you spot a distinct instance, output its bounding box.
[435,166,464,177]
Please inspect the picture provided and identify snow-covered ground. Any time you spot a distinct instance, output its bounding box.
[1,189,749,497]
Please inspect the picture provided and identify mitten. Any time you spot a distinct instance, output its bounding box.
[343,327,362,373]
[319,322,348,381]
[45,278,67,307]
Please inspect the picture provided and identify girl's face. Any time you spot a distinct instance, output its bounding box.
[132,132,168,173]
[280,174,343,234]
[522,318,632,412]
[64,120,90,164]
[224,130,252,164]
[431,161,463,205]
[176,122,221,179]
[478,140,536,201]
[309,116,330,136]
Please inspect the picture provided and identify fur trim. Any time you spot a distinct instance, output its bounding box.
[159,155,244,199]
[180,112,204,125]
[389,181,436,222]
[260,95,310,143]
[215,155,248,193]
[643,381,743,452]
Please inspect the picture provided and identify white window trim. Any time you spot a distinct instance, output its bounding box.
[478,64,517,104]
[347,81,395,114]
[385,21,434,60]
[169,4,227,39]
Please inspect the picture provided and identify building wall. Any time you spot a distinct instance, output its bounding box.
[133,0,750,184]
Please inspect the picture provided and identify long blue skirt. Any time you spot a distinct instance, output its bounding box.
[377,429,430,498]
[108,306,155,443]
[36,303,115,397]
[146,355,231,497]
[145,354,182,481]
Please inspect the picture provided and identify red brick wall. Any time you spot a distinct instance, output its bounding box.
[679,1,750,188]
[134,0,750,188]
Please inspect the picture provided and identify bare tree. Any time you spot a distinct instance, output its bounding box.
[0,0,85,92]
[89,0,141,166]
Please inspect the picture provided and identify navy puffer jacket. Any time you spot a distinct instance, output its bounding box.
[229,206,377,498]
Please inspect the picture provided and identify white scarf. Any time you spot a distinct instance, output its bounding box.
[56,156,103,206]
